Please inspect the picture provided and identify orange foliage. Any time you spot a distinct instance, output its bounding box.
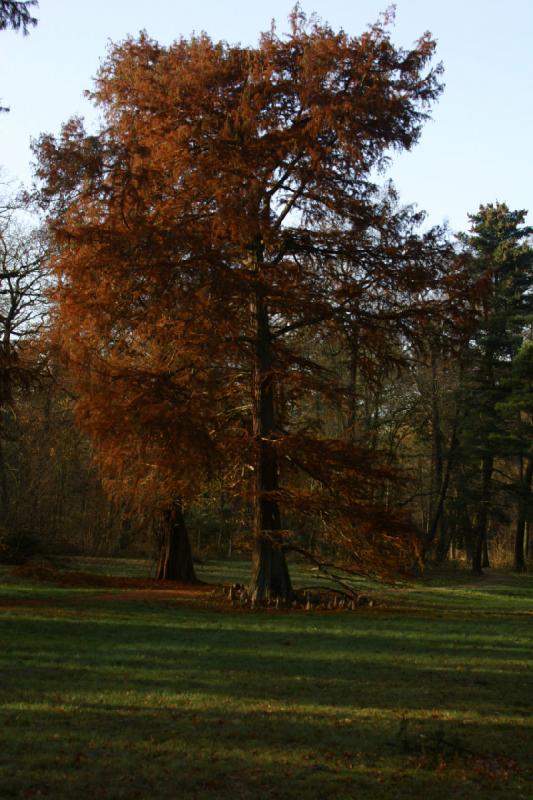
[35,8,461,588]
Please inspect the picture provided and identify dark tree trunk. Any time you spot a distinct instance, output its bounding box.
[450,535,458,560]
[471,456,493,575]
[251,533,293,602]
[155,502,196,582]
[471,529,484,575]
[430,349,444,519]
[346,330,359,443]
[419,349,442,556]
[435,517,450,563]
[515,513,527,573]
[514,455,532,573]
[426,413,459,562]
[0,434,9,522]
[482,533,491,568]
[249,244,293,602]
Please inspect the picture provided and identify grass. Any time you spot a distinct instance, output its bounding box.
[60,554,379,589]
[0,559,531,799]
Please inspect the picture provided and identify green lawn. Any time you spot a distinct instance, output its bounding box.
[0,560,531,799]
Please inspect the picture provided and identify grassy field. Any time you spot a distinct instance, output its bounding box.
[0,559,531,799]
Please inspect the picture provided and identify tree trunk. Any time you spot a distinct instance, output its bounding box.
[425,412,459,562]
[471,456,493,575]
[251,532,293,602]
[435,517,451,563]
[514,455,532,573]
[155,502,196,582]
[0,433,9,522]
[450,535,457,560]
[430,348,444,524]
[471,528,484,575]
[346,330,359,443]
[482,532,491,568]
[249,244,293,602]
[514,461,527,574]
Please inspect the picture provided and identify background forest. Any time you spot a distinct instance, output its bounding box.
[0,1,532,589]
[1,194,531,581]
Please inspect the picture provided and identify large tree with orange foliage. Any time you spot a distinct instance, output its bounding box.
[35,7,461,599]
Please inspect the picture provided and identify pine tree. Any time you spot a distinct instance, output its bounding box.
[457,203,533,573]
[497,342,533,571]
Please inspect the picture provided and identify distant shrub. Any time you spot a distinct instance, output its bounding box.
[0,527,41,565]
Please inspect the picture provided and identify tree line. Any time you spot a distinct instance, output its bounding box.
[1,7,531,594]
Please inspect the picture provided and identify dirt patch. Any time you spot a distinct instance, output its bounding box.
[98,588,219,604]
[6,566,382,613]
[10,565,216,594]
[0,596,58,610]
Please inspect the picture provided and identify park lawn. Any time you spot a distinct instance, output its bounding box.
[0,562,531,800]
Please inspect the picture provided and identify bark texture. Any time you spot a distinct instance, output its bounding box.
[155,502,196,582]
[514,455,532,573]
[471,456,493,575]
[249,249,293,602]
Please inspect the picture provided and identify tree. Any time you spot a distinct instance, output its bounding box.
[497,341,533,572]
[36,8,458,599]
[404,341,464,563]
[457,203,533,574]
[0,196,47,520]
[64,342,217,582]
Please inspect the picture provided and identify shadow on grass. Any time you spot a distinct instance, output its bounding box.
[0,588,531,800]
[0,698,530,800]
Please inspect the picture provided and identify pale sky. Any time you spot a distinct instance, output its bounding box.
[1,0,532,232]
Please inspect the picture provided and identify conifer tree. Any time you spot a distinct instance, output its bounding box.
[457,203,533,573]
[36,9,460,598]
[496,341,533,572]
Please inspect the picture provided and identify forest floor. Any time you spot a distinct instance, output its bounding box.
[0,558,531,799]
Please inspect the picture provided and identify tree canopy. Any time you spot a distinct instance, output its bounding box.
[35,8,471,597]
[454,203,533,573]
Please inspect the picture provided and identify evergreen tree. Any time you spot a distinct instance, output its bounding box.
[497,341,533,571]
[457,203,533,573]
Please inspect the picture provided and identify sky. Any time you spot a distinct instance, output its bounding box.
[1,0,532,232]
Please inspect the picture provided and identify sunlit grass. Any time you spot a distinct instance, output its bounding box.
[0,561,531,799]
